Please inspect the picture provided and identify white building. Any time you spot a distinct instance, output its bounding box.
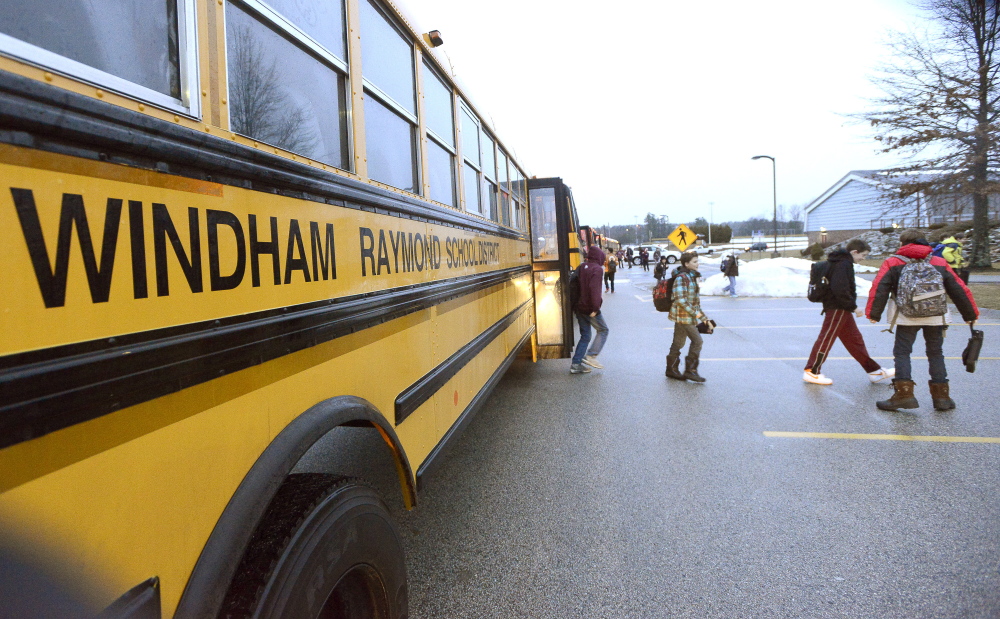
[804,170,1000,244]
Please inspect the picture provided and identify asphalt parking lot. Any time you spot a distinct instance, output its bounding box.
[344,266,1000,618]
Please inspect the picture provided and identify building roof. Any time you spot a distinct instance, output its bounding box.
[804,170,883,215]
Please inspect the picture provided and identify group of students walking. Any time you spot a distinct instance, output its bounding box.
[569,229,979,411]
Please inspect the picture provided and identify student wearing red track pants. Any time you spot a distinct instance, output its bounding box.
[803,239,894,386]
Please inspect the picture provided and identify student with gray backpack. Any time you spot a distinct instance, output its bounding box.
[866,229,979,411]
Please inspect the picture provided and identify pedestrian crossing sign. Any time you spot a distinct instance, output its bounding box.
[668,224,696,251]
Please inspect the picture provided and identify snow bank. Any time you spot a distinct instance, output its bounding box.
[701,257,874,298]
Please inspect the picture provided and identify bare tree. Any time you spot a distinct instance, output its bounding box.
[788,203,804,224]
[860,0,1000,266]
[228,23,318,156]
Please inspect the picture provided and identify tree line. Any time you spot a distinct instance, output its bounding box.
[597,212,805,246]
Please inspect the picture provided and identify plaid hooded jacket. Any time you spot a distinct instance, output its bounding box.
[668,266,707,325]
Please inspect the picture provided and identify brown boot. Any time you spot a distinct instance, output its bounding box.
[665,354,683,380]
[929,381,955,411]
[876,379,919,411]
[683,355,706,383]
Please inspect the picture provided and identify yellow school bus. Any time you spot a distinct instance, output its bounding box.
[0,1,587,617]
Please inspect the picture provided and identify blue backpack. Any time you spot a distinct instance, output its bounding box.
[930,243,947,258]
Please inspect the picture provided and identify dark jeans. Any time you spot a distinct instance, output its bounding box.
[894,325,947,382]
[604,272,615,292]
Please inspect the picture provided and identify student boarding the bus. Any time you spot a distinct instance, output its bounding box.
[570,246,611,374]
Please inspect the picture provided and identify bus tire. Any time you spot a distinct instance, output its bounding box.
[221,473,408,619]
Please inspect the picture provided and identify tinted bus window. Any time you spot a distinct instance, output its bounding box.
[366,96,418,192]
[423,63,454,147]
[531,187,559,260]
[360,0,415,115]
[227,2,349,168]
[0,0,180,98]
[264,0,346,61]
[427,137,456,206]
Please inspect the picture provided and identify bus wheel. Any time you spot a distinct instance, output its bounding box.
[222,474,408,619]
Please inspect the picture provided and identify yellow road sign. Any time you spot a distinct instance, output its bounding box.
[668,224,697,251]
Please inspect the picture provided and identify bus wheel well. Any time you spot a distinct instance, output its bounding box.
[173,396,413,619]
[218,474,407,619]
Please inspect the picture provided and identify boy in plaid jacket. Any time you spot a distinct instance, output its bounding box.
[666,252,713,382]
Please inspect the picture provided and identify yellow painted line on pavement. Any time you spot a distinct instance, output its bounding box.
[764,431,1000,444]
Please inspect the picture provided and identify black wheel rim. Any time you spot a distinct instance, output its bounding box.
[319,565,389,619]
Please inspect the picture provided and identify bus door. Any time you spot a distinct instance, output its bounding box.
[527,177,584,358]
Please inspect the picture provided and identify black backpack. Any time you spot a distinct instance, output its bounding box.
[807,261,832,303]
[568,266,582,310]
[720,258,730,273]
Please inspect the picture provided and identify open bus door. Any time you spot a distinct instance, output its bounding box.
[527,177,585,359]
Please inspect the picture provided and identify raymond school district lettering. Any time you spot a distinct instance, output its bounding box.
[358,227,501,276]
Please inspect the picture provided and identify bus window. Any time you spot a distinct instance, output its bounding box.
[226,2,349,169]
[0,0,194,113]
[360,0,418,192]
[264,0,347,61]
[531,187,559,260]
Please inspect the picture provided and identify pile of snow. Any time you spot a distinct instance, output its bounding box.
[700,257,875,298]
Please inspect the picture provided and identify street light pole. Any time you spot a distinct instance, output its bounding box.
[752,155,778,258]
[708,202,714,246]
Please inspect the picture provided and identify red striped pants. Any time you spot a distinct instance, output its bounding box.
[805,309,881,374]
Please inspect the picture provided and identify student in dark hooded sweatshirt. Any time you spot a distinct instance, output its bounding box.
[803,239,894,386]
[570,245,610,374]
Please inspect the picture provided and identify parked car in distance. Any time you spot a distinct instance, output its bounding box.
[691,245,715,255]
[628,245,680,265]
[643,245,682,265]
[745,242,768,251]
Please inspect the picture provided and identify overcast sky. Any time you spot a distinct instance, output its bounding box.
[407,0,922,227]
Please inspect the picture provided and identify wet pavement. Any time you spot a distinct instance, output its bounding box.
[314,264,1000,618]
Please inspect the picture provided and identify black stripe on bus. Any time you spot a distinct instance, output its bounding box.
[394,299,531,426]
[0,72,528,242]
[0,266,530,450]
[414,326,533,491]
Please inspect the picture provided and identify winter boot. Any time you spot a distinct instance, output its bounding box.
[929,381,955,411]
[876,379,919,411]
[665,354,683,380]
[682,355,706,383]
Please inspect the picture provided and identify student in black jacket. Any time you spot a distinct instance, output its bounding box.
[803,239,893,385]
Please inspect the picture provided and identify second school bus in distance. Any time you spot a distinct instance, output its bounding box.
[0,0,589,617]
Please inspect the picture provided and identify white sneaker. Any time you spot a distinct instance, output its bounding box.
[570,363,591,374]
[583,355,604,369]
[803,370,833,385]
[868,367,895,383]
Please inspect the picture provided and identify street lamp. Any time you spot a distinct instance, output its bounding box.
[752,155,778,258]
[708,202,714,246]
